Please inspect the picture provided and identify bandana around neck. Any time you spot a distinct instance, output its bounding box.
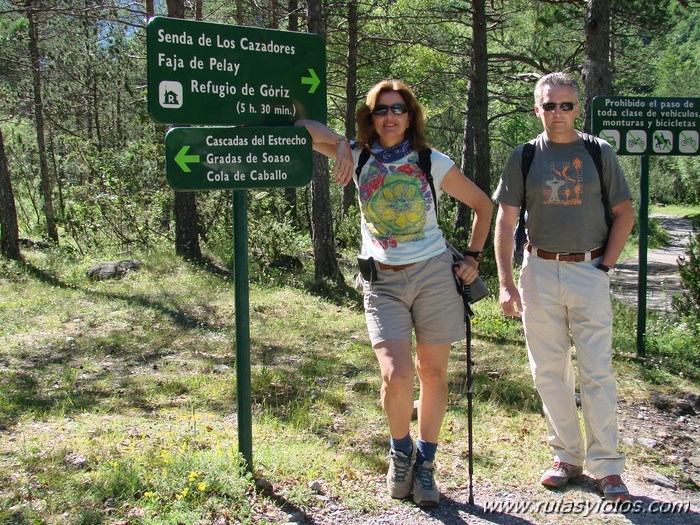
[370,139,412,163]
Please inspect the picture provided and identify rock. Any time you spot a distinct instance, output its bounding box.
[636,438,659,449]
[680,473,699,488]
[685,393,700,411]
[308,480,324,494]
[650,391,673,411]
[212,364,230,373]
[675,400,697,417]
[688,456,700,468]
[64,452,89,470]
[350,381,371,393]
[643,472,677,489]
[255,478,273,493]
[86,260,141,280]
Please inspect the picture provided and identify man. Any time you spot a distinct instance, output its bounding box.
[493,72,635,502]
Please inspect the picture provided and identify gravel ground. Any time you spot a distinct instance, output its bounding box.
[611,214,695,312]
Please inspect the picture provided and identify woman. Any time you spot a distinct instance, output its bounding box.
[296,79,492,507]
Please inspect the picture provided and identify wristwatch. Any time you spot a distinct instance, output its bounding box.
[597,263,612,274]
[463,250,483,263]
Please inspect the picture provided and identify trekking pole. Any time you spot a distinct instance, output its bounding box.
[457,279,475,506]
[464,301,474,505]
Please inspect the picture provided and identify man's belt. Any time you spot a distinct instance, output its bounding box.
[527,244,605,262]
[377,262,416,271]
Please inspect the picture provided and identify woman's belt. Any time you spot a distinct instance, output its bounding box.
[377,262,416,271]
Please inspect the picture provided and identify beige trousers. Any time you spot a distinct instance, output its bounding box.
[519,251,625,478]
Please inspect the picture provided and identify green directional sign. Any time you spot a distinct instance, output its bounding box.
[591,96,699,156]
[147,16,326,125]
[165,126,313,191]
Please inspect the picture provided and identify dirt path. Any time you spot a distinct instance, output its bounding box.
[611,214,696,312]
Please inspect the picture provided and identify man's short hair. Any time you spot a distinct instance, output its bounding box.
[534,72,580,105]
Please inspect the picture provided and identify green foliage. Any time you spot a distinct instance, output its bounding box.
[335,204,362,252]
[673,226,700,324]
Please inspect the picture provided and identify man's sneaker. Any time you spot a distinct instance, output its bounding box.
[412,461,439,507]
[387,441,416,499]
[540,462,584,488]
[598,475,631,502]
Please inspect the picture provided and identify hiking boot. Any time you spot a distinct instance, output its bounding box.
[597,475,631,502]
[540,461,584,488]
[412,461,439,507]
[387,441,416,499]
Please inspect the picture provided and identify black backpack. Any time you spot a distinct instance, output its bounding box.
[513,133,612,265]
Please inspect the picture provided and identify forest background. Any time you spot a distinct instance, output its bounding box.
[1,1,700,524]
[0,0,698,277]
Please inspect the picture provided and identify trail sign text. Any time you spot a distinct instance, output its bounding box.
[591,96,699,156]
[165,126,313,190]
[147,17,326,125]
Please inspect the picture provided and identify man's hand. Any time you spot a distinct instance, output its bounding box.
[499,284,522,318]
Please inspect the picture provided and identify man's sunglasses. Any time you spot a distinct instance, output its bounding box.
[372,103,409,116]
[541,102,576,112]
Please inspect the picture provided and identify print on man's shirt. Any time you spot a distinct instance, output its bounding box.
[541,156,584,206]
[359,154,433,249]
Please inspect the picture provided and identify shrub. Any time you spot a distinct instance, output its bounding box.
[673,225,700,325]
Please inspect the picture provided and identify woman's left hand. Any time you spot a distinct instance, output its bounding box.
[454,259,479,284]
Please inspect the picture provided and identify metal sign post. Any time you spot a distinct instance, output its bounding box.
[147,16,326,471]
[591,96,700,355]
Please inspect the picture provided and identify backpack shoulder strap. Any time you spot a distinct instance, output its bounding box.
[521,141,536,184]
[355,148,371,177]
[519,139,537,223]
[417,148,437,217]
[581,133,613,229]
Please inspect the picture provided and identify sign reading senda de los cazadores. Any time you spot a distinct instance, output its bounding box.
[591,96,699,156]
[147,17,326,125]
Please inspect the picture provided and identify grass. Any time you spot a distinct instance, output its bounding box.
[1,236,699,524]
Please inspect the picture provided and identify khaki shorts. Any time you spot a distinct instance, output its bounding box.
[362,250,465,347]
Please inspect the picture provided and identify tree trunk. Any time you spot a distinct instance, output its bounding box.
[0,128,21,260]
[341,0,359,218]
[167,0,202,259]
[455,0,489,247]
[27,0,59,244]
[284,0,299,223]
[582,0,612,133]
[308,0,341,283]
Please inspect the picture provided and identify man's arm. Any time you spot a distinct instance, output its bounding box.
[600,199,634,268]
[494,203,523,317]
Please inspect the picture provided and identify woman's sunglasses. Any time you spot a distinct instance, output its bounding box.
[540,102,576,112]
[372,103,409,116]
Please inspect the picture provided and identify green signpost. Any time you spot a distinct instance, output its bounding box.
[147,16,325,471]
[165,127,313,190]
[591,96,700,356]
[147,16,326,125]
